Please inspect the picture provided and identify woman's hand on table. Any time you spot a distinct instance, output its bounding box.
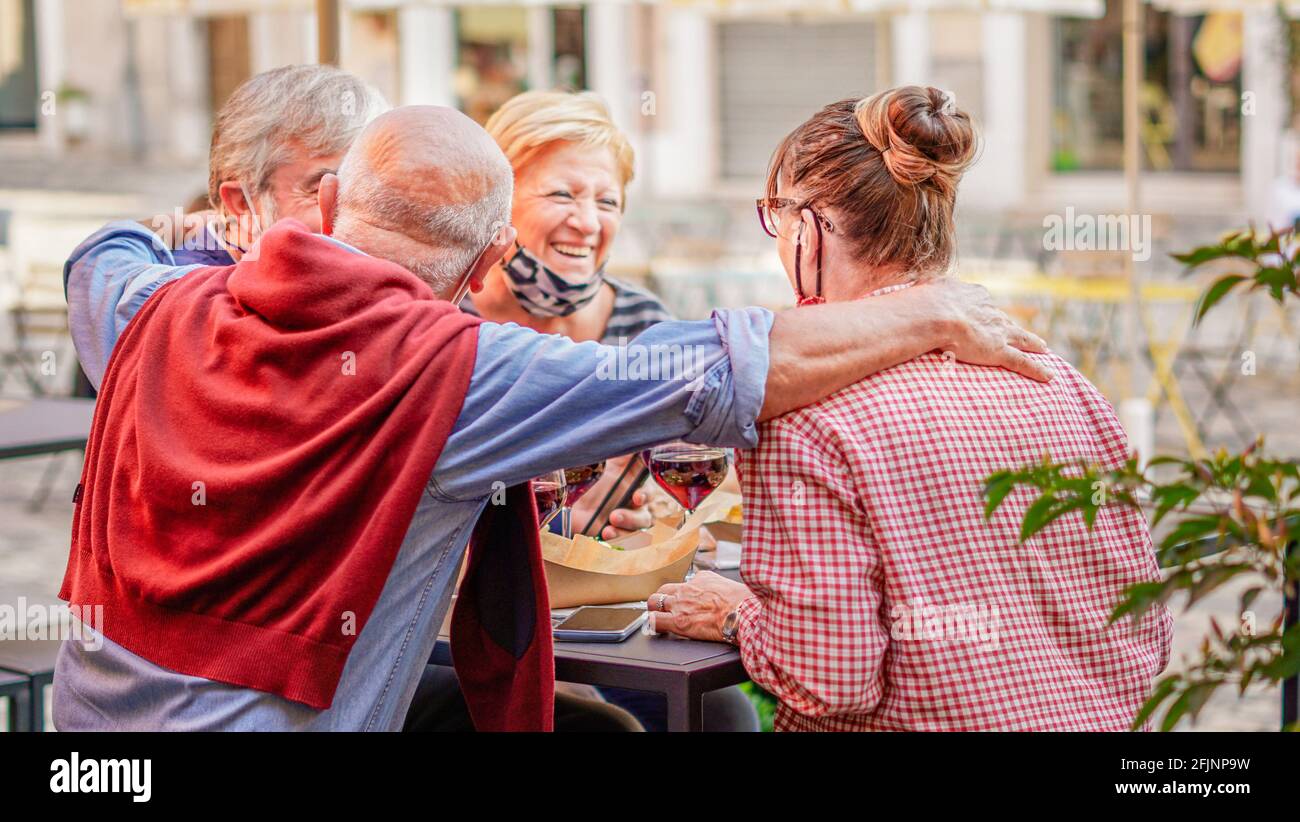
[647,571,755,643]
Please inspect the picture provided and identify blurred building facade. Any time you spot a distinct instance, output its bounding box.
[0,0,1294,269]
[3,1,1296,221]
[2,2,1298,453]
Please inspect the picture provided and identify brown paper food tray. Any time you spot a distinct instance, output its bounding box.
[541,527,699,609]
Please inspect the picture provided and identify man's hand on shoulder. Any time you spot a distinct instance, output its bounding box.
[900,278,1054,383]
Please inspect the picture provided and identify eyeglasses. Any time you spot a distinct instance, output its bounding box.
[755,197,834,239]
[756,196,835,304]
[755,197,796,239]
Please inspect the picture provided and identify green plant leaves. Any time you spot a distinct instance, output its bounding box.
[1175,226,1299,325]
[1160,682,1216,731]
[1132,677,1178,730]
[982,472,1018,521]
[1192,275,1247,325]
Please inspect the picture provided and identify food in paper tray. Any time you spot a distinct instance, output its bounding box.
[541,526,699,609]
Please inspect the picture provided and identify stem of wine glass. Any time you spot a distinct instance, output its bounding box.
[561,507,573,539]
[678,507,694,531]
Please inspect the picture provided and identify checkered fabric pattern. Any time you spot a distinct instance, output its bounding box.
[734,315,1173,731]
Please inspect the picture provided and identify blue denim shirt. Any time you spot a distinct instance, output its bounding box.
[53,221,772,730]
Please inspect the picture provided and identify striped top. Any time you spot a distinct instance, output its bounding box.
[461,276,673,345]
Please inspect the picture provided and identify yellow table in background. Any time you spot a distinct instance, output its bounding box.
[963,271,1207,457]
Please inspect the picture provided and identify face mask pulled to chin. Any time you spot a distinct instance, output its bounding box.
[500,243,605,318]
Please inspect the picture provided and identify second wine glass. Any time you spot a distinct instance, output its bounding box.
[531,469,567,531]
[560,460,606,538]
[644,441,729,528]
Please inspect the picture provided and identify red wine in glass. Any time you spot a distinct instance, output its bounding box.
[532,480,564,529]
[648,446,728,518]
[563,461,606,508]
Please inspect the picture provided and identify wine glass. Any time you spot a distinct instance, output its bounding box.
[560,460,606,538]
[645,441,729,529]
[531,469,567,531]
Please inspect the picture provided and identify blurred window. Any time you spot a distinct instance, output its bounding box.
[454,6,529,125]
[553,6,586,90]
[717,19,879,182]
[206,15,250,116]
[1053,1,1242,172]
[0,0,38,130]
[453,6,588,124]
[1289,20,1300,129]
[346,10,400,107]
[930,11,984,126]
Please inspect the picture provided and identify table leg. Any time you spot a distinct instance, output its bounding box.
[5,689,32,732]
[665,681,704,732]
[31,680,47,732]
[1140,301,1206,459]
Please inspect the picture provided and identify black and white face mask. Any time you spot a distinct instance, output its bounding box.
[501,243,605,318]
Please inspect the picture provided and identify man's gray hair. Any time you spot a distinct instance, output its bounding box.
[208,65,388,213]
[335,150,513,293]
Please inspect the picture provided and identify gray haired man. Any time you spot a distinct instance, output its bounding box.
[176,63,388,265]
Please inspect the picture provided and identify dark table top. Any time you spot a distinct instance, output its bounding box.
[432,569,746,684]
[0,397,95,459]
[0,637,62,677]
[432,623,739,675]
[0,586,64,678]
[0,668,26,690]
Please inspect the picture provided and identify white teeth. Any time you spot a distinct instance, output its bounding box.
[552,244,592,258]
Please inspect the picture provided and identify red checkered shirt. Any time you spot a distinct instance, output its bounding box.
[734,292,1173,732]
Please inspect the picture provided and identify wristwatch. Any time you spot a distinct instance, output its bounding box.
[721,605,744,646]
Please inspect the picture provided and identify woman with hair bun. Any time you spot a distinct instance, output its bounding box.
[647,86,1172,732]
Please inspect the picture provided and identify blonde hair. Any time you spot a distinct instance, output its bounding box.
[766,85,978,276]
[484,90,635,193]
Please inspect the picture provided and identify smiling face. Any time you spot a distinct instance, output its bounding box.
[510,140,623,281]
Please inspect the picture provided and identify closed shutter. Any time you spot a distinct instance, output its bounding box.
[718,19,878,181]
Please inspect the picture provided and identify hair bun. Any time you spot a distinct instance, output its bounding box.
[853,86,976,191]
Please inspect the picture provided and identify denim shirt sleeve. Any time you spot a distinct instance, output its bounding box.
[64,221,200,389]
[430,307,773,501]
